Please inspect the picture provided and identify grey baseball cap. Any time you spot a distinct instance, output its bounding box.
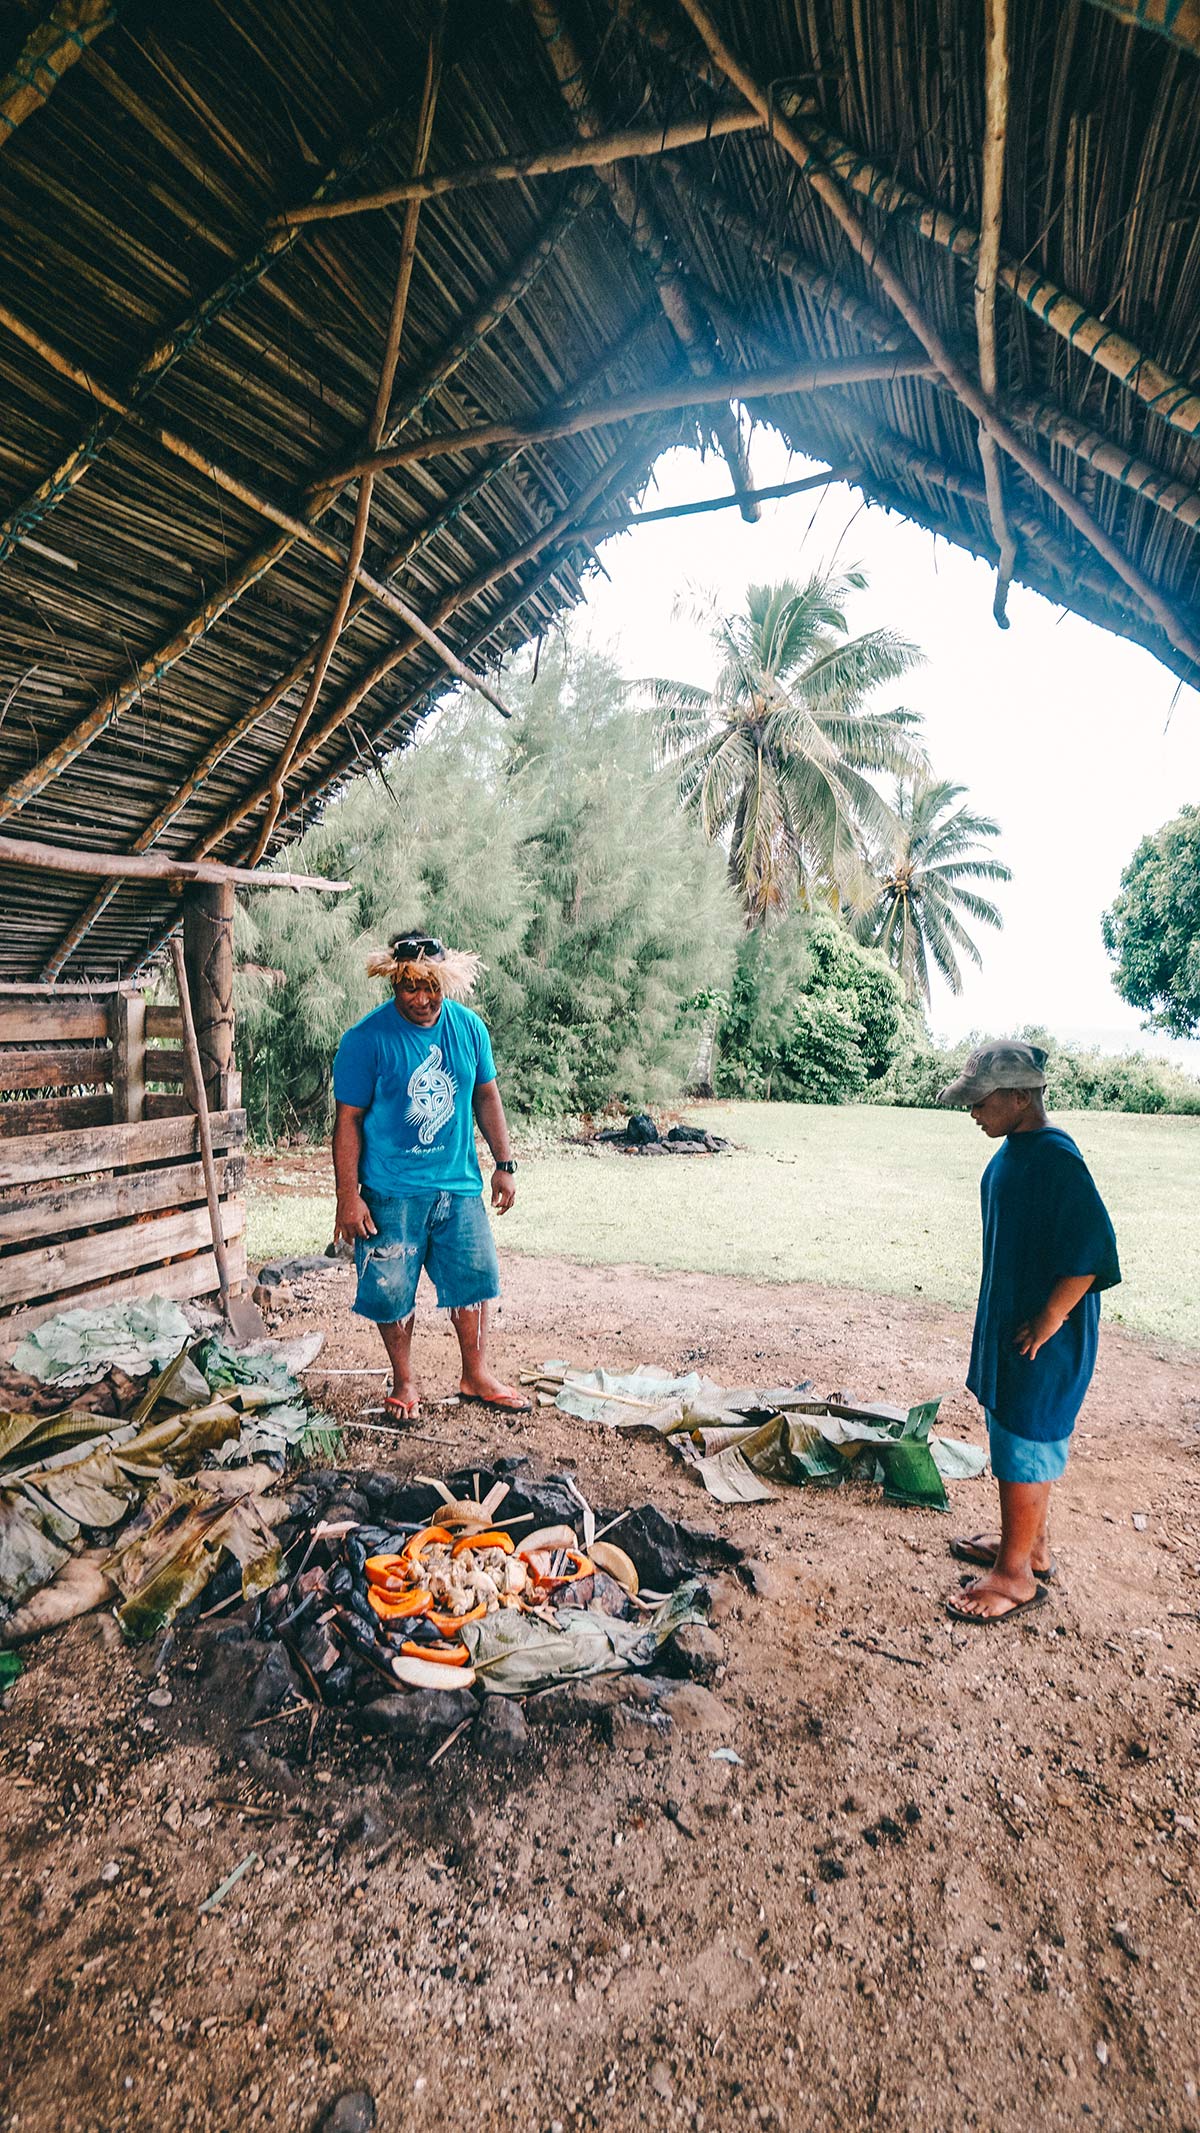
[936,1041,1048,1108]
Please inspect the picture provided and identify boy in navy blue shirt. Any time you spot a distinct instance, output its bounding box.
[938,1043,1120,1623]
[332,930,529,1424]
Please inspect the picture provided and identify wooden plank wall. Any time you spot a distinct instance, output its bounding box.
[0,984,248,1339]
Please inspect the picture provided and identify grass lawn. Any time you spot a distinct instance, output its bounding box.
[246,1103,1200,1350]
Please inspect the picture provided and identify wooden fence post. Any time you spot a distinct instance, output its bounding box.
[109,986,145,1123]
[182,881,235,1112]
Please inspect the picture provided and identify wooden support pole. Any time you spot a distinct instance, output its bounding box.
[182,884,234,1116]
[1079,0,1200,55]
[317,350,930,489]
[108,988,145,1126]
[528,0,760,523]
[0,0,122,149]
[0,298,515,722]
[671,0,1200,681]
[272,106,762,225]
[0,833,349,891]
[569,464,850,535]
[974,0,1017,627]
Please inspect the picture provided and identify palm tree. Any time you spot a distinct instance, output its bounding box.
[647,572,926,928]
[855,774,1011,1003]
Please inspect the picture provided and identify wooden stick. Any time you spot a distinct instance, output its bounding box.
[1005,398,1200,533]
[0,0,122,148]
[671,0,1200,679]
[317,350,930,489]
[527,0,761,524]
[169,935,234,1318]
[974,0,1016,627]
[0,298,515,722]
[248,20,444,867]
[0,832,349,891]
[273,107,762,225]
[1079,0,1200,55]
[570,464,850,535]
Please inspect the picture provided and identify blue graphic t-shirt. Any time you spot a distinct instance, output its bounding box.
[332,998,497,1197]
[967,1127,1120,1440]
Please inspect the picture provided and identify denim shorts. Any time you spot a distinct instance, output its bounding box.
[353,1190,500,1323]
[987,1414,1072,1484]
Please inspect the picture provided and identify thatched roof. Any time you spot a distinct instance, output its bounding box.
[1,0,1198,981]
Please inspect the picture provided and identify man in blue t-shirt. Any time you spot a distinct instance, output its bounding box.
[937,1042,1119,1625]
[331,929,530,1423]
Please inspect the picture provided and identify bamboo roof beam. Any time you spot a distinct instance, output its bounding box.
[271,106,762,225]
[0,297,515,722]
[571,464,849,535]
[1080,0,1200,55]
[2,193,587,833]
[0,834,347,893]
[248,17,444,867]
[671,0,1200,681]
[676,165,1200,543]
[528,0,760,524]
[317,349,931,489]
[0,0,121,149]
[0,89,428,563]
[974,0,1017,627]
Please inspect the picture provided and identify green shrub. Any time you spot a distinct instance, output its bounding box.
[867,1025,1200,1114]
[713,909,906,1103]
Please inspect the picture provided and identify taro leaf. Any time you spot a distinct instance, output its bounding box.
[0,1650,24,1686]
[0,1489,70,1607]
[929,1437,987,1481]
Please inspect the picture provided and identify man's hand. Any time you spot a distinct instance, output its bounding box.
[334,1194,377,1244]
[1014,1306,1063,1361]
[490,1167,517,1215]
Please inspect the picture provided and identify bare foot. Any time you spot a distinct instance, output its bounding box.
[383,1379,420,1422]
[947,1568,1042,1621]
[458,1371,531,1412]
[953,1530,1055,1577]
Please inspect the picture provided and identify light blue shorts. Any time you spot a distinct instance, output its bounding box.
[353,1190,500,1323]
[987,1414,1072,1484]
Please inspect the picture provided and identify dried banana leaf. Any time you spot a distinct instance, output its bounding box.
[0,1489,69,1608]
[107,1476,282,1641]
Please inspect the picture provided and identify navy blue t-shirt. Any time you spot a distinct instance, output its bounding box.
[332,997,496,1197]
[967,1126,1120,1440]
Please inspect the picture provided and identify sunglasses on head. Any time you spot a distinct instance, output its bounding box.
[390,934,443,962]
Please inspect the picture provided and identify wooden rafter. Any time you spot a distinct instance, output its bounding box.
[317,349,930,489]
[974,0,1017,626]
[271,106,761,224]
[0,834,346,893]
[248,16,444,867]
[527,0,760,523]
[0,0,121,149]
[670,0,1200,680]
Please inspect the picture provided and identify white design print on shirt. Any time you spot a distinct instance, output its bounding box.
[406,1044,457,1146]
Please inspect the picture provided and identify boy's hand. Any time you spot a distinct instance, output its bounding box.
[1014,1306,1063,1360]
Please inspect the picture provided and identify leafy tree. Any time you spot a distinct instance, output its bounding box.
[713,908,906,1103]
[647,572,925,927]
[855,773,1010,1004]
[1102,804,1200,1038]
[235,634,740,1135]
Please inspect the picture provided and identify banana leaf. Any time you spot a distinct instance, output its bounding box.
[0,1405,116,1471]
[0,1489,70,1608]
[464,1579,708,1696]
[106,1476,282,1641]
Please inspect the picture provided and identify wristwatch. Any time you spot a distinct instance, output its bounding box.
[494,1159,518,1173]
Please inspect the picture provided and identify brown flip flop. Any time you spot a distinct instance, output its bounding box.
[946,1582,1049,1626]
[949,1536,1057,1581]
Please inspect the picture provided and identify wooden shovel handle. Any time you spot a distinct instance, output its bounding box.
[170,934,233,1310]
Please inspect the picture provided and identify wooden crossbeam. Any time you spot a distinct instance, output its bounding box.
[0,0,122,149]
[672,0,1200,680]
[272,107,762,225]
[0,833,348,892]
[318,350,931,489]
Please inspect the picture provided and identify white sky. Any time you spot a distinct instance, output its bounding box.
[569,430,1200,1067]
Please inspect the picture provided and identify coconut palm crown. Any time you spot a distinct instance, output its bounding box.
[647,573,926,927]
[856,773,1011,1003]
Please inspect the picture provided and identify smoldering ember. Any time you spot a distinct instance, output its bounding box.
[3,4,1200,2132]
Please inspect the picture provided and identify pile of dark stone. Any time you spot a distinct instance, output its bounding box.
[197,1460,742,1762]
[593,1113,730,1156]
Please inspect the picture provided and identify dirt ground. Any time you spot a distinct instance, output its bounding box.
[2,1247,1198,2133]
